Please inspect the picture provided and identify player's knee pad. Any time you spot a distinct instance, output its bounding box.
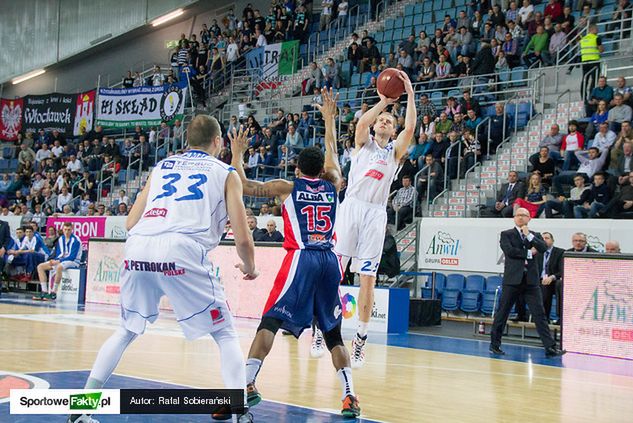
[323,324,344,351]
[257,317,283,335]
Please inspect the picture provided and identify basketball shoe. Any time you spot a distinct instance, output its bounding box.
[341,394,361,418]
[246,383,261,407]
[310,328,325,358]
[350,333,367,368]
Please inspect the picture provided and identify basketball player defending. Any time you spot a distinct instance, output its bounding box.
[69,116,258,423]
[330,71,416,368]
[229,88,360,418]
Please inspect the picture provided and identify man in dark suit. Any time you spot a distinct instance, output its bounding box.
[490,208,565,357]
[0,219,12,294]
[538,232,564,324]
[494,171,526,217]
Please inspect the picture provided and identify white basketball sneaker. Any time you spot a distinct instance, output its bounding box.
[310,328,325,358]
[350,333,367,368]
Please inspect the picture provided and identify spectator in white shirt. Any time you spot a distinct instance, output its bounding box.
[51,140,64,158]
[226,36,239,62]
[151,66,165,86]
[591,122,617,152]
[320,0,333,30]
[354,103,369,121]
[66,155,83,173]
[56,186,73,212]
[518,0,534,26]
[35,143,53,169]
[255,29,267,47]
[116,189,130,207]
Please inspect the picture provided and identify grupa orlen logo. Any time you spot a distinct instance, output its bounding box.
[341,293,357,319]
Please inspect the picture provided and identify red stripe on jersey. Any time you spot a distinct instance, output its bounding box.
[262,251,295,314]
[281,204,300,250]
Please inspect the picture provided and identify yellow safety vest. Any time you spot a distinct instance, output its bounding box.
[580,33,600,62]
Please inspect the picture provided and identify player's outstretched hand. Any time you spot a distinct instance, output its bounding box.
[235,263,259,280]
[397,70,414,96]
[315,88,339,120]
[228,126,249,156]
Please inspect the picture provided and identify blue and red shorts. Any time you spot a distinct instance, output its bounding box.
[262,248,343,337]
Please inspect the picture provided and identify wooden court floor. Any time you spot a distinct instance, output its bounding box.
[1,301,632,423]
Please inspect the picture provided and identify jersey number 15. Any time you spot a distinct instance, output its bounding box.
[300,205,332,232]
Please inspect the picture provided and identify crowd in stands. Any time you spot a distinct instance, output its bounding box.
[491,75,632,219]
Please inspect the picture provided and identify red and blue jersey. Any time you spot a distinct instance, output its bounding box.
[281,177,338,251]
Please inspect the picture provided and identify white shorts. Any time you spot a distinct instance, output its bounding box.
[59,260,80,271]
[333,197,387,276]
[120,234,232,340]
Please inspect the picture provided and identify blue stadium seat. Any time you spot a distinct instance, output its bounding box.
[384,30,394,42]
[423,12,433,24]
[405,4,415,16]
[9,159,18,171]
[430,91,443,106]
[422,273,446,299]
[441,273,465,311]
[3,147,12,159]
[414,4,424,14]
[447,89,461,99]
[117,170,127,184]
[423,1,434,13]
[394,17,405,29]
[0,159,8,171]
[415,24,425,34]
[403,16,414,28]
[460,275,485,314]
[481,276,503,315]
[385,19,395,30]
[455,0,466,6]
[442,0,452,9]
[435,10,446,22]
[511,66,527,87]
[351,73,361,87]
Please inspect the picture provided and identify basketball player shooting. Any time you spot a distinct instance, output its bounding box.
[69,115,258,423]
[229,88,361,418]
[328,70,416,368]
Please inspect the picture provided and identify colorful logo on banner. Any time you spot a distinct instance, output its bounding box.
[74,90,96,136]
[160,85,185,122]
[46,217,107,251]
[424,231,461,266]
[0,98,23,141]
[245,41,299,80]
[341,293,357,319]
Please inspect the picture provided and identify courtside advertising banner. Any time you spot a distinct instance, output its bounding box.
[56,268,82,305]
[10,389,244,415]
[96,83,187,128]
[563,254,633,360]
[22,93,76,134]
[418,218,631,273]
[339,286,390,333]
[46,217,127,251]
[0,98,23,141]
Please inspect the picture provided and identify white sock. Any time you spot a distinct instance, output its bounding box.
[40,282,48,293]
[245,358,262,385]
[337,367,355,400]
[88,326,137,385]
[357,322,369,338]
[211,326,246,409]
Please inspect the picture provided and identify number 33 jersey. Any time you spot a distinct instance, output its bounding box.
[282,177,338,250]
[129,150,233,252]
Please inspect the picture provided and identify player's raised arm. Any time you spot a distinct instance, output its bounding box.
[394,71,417,159]
[315,88,343,191]
[126,171,152,231]
[229,127,294,199]
[355,88,396,152]
[225,171,258,280]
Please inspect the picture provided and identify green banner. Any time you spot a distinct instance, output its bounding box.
[278,40,299,76]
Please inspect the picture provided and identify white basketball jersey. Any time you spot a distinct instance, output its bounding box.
[345,136,400,206]
[129,150,232,252]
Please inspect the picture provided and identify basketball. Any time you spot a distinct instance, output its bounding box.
[376,68,405,99]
